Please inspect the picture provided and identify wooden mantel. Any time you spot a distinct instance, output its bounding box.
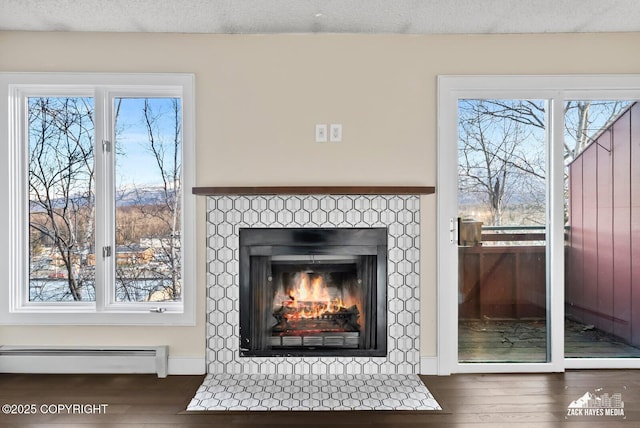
[192,186,435,196]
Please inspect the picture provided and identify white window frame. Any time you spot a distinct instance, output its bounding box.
[437,74,640,374]
[0,73,196,325]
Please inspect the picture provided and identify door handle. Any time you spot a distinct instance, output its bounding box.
[449,217,457,244]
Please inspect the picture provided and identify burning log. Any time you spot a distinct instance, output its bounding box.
[272,302,360,333]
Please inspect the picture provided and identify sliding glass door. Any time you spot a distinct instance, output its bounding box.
[438,75,640,374]
[457,99,548,363]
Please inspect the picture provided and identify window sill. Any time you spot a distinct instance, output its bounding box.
[0,306,194,326]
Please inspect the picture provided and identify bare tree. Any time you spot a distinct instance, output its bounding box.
[114,98,182,302]
[28,97,95,301]
[458,99,630,227]
[28,96,184,303]
[564,100,630,160]
[144,98,182,300]
[458,99,546,226]
[469,99,629,162]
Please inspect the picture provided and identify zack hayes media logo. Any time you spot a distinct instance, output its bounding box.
[567,388,625,418]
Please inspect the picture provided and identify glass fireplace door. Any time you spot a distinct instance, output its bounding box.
[252,255,374,352]
[239,228,387,358]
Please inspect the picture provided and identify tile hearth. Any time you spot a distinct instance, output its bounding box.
[187,373,441,411]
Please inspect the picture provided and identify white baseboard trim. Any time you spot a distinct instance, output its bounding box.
[420,356,438,375]
[168,357,206,375]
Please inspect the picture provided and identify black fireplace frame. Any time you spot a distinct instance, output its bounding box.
[239,227,387,357]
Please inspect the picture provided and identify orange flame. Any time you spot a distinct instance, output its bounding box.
[280,272,347,319]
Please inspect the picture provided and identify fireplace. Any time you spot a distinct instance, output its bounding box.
[206,194,420,375]
[239,228,387,357]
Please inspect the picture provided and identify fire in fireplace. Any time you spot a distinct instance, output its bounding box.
[271,260,362,349]
[239,228,387,357]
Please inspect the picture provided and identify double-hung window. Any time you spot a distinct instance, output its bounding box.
[0,73,195,325]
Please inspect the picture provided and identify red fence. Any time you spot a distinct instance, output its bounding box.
[459,243,546,320]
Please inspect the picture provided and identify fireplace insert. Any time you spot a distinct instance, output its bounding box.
[239,228,387,357]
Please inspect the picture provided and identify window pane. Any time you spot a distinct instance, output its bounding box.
[28,97,96,302]
[564,100,640,358]
[114,98,182,302]
[457,99,548,363]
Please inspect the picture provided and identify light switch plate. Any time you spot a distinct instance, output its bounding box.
[330,124,342,142]
[315,124,327,142]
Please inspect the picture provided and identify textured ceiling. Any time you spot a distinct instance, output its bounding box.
[1,0,640,34]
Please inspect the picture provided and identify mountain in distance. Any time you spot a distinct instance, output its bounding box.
[115,185,175,207]
[30,184,174,211]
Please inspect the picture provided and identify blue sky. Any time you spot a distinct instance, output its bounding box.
[114,97,181,187]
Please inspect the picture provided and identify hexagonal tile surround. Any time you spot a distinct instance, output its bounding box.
[206,195,420,375]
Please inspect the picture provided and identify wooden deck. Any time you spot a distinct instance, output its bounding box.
[459,318,640,362]
[1,371,639,426]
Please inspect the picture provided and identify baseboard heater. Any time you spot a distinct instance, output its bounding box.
[0,345,168,378]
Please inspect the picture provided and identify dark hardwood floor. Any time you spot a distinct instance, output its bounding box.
[1,370,638,426]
